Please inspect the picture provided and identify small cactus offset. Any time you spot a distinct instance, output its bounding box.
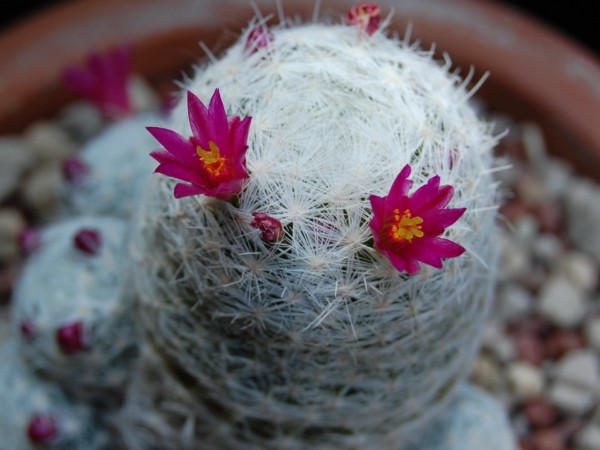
[0,341,109,450]
[61,113,161,220]
[130,8,502,450]
[12,217,138,406]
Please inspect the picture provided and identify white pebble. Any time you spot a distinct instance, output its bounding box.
[498,233,530,281]
[540,158,572,199]
[531,233,563,263]
[470,355,502,390]
[59,102,105,142]
[557,251,598,292]
[22,164,62,220]
[549,350,599,415]
[0,209,26,262]
[564,179,600,264]
[537,275,586,327]
[496,284,532,323]
[0,137,34,202]
[483,321,516,362]
[25,121,76,163]
[553,350,599,391]
[514,214,539,242]
[549,381,596,416]
[577,423,600,450]
[506,361,544,400]
[584,317,600,352]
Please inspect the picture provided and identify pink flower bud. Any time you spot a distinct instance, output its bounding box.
[62,156,89,184]
[250,212,284,242]
[27,413,58,445]
[73,228,102,255]
[245,27,274,53]
[56,321,86,355]
[347,3,381,36]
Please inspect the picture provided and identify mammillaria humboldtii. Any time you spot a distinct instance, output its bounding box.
[129,8,505,449]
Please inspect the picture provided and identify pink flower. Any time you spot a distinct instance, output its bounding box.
[347,3,381,36]
[250,212,284,242]
[369,164,466,274]
[245,26,274,53]
[148,89,252,200]
[63,45,132,120]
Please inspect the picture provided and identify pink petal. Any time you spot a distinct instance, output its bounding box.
[206,177,248,200]
[174,183,210,199]
[147,127,198,167]
[207,89,231,152]
[187,91,211,148]
[412,180,454,214]
[387,165,413,204]
[154,161,208,187]
[385,250,420,274]
[421,208,466,234]
[369,194,385,221]
[230,116,252,157]
[414,236,465,260]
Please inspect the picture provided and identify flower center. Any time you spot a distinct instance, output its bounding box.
[197,141,227,176]
[390,209,424,243]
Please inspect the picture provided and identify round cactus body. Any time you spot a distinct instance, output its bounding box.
[132,18,500,449]
[61,112,161,219]
[0,341,108,450]
[12,216,137,405]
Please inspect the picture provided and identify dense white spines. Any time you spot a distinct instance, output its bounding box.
[131,21,501,449]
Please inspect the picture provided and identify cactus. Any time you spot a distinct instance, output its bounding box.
[130,12,501,450]
[405,383,517,450]
[0,340,109,450]
[61,113,161,220]
[11,216,138,406]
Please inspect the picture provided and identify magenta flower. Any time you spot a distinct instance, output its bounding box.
[148,89,251,200]
[63,45,132,120]
[245,26,274,53]
[250,212,284,242]
[369,165,466,274]
[347,3,381,36]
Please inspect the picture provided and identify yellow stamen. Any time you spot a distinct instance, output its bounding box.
[197,141,226,176]
[390,208,424,243]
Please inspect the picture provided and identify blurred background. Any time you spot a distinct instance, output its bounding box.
[1,0,598,55]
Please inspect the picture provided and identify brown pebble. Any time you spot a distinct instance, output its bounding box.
[530,428,565,450]
[499,199,529,223]
[534,200,563,234]
[523,398,559,428]
[508,317,552,366]
[544,330,586,360]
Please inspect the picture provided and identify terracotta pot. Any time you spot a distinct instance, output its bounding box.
[1,0,600,179]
